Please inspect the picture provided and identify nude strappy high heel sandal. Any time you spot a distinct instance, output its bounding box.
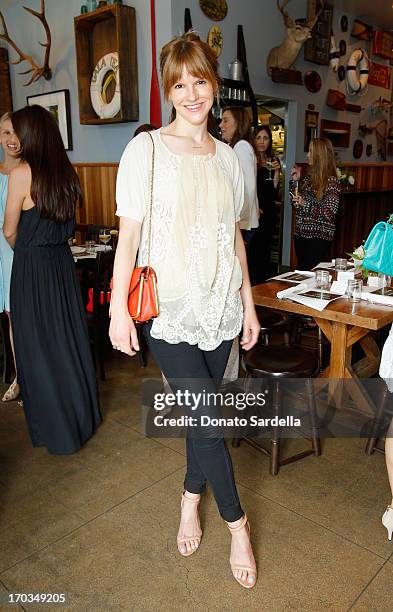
[2,378,20,402]
[177,493,202,557]
[227,514,257,589]
[382,505,393,540]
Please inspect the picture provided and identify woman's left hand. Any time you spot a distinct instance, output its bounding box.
[240,306,260,351]
[272,158,280,172]
[291,194,304,206]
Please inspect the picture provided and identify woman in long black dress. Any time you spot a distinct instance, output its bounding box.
[251,125,280,284]
[4,105,101,454]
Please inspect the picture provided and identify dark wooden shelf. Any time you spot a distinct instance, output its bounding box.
[74,4,118,29]
[221,99,253,108]
[220,78,257,125]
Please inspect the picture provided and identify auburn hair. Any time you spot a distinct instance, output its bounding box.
[308,138,337,199]
[11,105,82,223]
[160,31,220,100]
[222,107,253,148]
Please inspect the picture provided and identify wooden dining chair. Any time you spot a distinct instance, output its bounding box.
[86,250,115,381]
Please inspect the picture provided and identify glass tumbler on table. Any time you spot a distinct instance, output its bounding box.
[99,229,111,251]
[315,270,330,291]
[335,257,347,271]
[85,240,95,254]
[347,279,363,303]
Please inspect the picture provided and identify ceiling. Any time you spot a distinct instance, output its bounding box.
[330,0,393,30]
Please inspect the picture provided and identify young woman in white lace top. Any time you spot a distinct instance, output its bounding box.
[110,32,260,589]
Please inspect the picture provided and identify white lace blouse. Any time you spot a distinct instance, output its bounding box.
[116,129,244,351]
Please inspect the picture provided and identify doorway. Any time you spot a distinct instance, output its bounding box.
[255,94,289,275]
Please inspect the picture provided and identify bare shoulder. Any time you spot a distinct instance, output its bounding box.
[10,163,31,182]
[9,163,31,193]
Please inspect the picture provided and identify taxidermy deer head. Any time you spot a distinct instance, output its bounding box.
[0,0,52,86]
[267,0,324,75]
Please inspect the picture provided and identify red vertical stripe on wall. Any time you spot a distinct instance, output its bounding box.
[150,0,162,127]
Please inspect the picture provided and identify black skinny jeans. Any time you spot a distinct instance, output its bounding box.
[144,323,243,522]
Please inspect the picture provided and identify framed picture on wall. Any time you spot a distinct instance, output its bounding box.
[26,89,73,150]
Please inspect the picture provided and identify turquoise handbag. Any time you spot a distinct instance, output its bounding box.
[363,221,393,276]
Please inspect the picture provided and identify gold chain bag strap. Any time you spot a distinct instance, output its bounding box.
[118,132,159,324]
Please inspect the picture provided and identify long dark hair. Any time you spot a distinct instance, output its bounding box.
[222,107,253,148]
[11,105,82,222]
[254,124,273,158]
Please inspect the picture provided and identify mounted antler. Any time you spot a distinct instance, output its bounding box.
[277,0,297,28]
[267,0,324,75]
[306,0,324,29]
[0,0,52,86]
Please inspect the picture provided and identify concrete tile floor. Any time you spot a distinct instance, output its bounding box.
[0,352,392,611]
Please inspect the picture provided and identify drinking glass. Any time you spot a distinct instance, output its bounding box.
[315,270,330,290]
[347,279,363,303]
[292,179,299,197]
[265,157,273,180]
[335,257,347,271]
[99,229,111,251]
[85,240,95,254]
[378,273,391,288]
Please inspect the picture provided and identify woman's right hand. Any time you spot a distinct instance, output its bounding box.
[109,309,140,356]
[291,165,301,181]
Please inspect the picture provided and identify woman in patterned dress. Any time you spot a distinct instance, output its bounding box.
[290,138,340,270]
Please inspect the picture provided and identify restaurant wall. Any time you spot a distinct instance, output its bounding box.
[172,0,393,263]
[2,0,392,264]
[0,0,172,162]
[171,0,392,165]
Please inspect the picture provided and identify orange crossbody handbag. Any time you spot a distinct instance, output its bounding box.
[112,132,159,324]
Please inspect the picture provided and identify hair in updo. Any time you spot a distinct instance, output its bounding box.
[160,31,220,100]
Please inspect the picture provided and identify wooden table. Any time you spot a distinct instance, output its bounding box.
[252,281,393,415]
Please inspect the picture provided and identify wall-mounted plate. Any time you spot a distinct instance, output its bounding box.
[207,25,223,56]
[199,0,227,21]
[304,70,322,93]
[353,139,364,159]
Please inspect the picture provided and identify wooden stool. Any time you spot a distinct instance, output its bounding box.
[289,314,325,369]
[255,305,289,346]
[233,344,321,475]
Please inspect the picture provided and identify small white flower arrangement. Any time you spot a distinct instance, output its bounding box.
[337,168,355,187]
[350,244,365,266]
[348,243,368,279]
